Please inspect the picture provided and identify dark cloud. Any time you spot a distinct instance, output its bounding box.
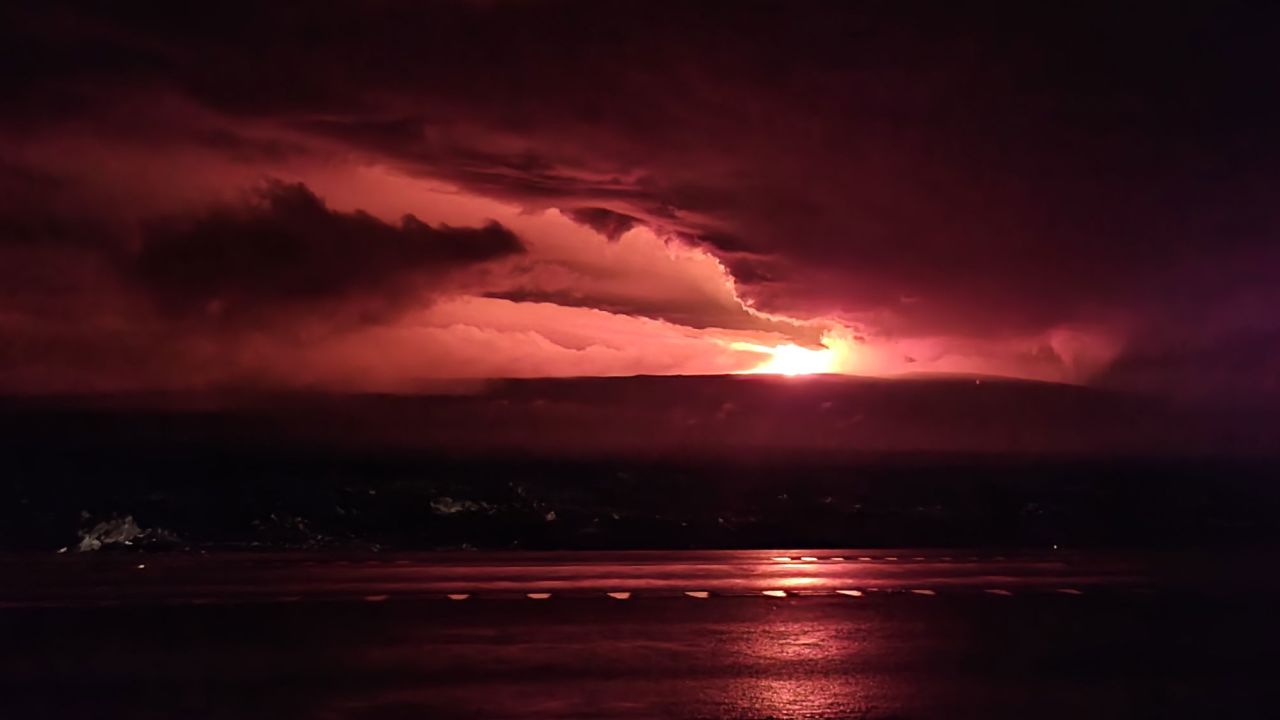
[3,1,1280,393]
[134,181,523,324]
[0,177,525,391]
[563,208,640,242]
[0,163,118,250]
[1096,330,1280,404]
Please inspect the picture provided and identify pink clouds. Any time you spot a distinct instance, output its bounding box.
[4,2,1280,398]
[287,298,775,388]
[0,132,821,390]
[0,21,1205,394]
[0,127,1125,391]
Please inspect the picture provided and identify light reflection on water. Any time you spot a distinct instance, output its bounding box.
[327,597,898,718]
[716,613,878,717]
[776,575,822,588]
[5,549,1144,607]
[4,551,1258,719]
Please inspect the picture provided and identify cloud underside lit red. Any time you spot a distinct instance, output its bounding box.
[1,2,1278,395]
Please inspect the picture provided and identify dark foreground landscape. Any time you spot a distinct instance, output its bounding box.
[3,377,1279,552]
[3,378,1277,718]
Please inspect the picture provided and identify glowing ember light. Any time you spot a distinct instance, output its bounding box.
[778,576,821,588]
[732,328,859,376]
[762,590,788,597]
[736,342,836,376]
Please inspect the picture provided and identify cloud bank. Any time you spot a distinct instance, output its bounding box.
[2,1,1277,397]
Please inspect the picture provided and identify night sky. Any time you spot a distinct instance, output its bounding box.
[3,1,1278,396]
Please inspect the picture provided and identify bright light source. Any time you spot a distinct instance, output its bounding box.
[735,342,835,375]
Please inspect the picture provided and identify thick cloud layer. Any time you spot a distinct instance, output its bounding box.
[0,175,529,390]
[2,1,1278,396]
[135,182,522,325]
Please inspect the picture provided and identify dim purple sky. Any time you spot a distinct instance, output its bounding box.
[2,1,1277,396]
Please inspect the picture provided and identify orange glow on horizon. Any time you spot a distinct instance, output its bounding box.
[733,332,854,376]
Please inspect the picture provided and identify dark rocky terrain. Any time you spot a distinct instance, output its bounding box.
[3,376,1277,551]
